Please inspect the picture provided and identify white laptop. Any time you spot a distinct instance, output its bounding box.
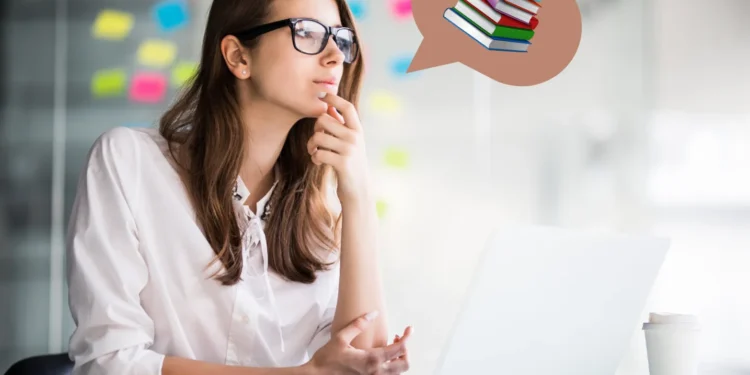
[436,225,670,375]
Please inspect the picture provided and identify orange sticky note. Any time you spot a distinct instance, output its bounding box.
[130,73,168,103]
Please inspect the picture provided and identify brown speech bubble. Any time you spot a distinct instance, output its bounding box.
[408,0,582,86]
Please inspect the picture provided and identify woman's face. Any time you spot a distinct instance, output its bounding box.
[246,0,348,119]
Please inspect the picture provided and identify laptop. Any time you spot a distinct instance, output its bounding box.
[436,225,670,375]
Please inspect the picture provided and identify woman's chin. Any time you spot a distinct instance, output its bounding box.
[301,101,329,118]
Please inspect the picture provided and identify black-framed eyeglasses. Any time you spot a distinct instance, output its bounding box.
[233,18,359,64]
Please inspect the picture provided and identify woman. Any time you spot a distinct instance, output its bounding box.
[66,0,413,374]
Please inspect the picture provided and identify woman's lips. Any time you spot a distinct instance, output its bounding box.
[314,81,337,90]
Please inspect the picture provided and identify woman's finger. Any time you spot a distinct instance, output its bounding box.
[307,131,349,156]
[381,358,410,374]
[314,114,354,142]
[328,104,346,124]
[374,337,408,362]
[310,149,340,168]
[319,93,362,131]
[395,328,411,361]
[400,326,413,342]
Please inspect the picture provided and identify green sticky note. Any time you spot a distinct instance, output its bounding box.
[171,61,198,87]
[376,200,388,219]
[383,147,410,169]
[91,69,127,97]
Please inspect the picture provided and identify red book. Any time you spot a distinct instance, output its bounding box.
[462,0,538,30]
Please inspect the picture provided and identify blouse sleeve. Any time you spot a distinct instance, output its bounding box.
[306,258,340,356]
[66,127,165,375]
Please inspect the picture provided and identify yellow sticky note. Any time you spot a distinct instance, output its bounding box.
[171,61,199,87]
[137,39,177,68]
[383,147,410,169]
[92,10,134,41]
[91,69,127,98]
[369,91,401,114]
[376,200,388,219]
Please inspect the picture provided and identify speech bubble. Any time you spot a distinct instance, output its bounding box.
[409,0,582,86]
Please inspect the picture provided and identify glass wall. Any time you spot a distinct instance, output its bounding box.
[2,0,749,373]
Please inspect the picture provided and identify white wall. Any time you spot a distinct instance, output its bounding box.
[655,0,750,113]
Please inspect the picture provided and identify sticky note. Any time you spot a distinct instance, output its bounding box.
[383,147,410,169]
[153,0,190,32]
[130,73,168,103]
[348,0,367,20]
[91,69,127,98]
[171,61,198,87]
[369,91,401,114]
[92,10,134,40]
[137,39,177,68]
[390,55,415,77]
[389,0,412,19]
[376,200,388,219]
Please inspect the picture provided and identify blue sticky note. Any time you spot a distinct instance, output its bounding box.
[348,0,367,20]
[390,55,417,77]
[153,0,189,32]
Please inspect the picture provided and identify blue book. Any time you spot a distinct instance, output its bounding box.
[443,7,530,52]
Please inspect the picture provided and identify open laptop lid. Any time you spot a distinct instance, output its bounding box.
[436,225,670,375]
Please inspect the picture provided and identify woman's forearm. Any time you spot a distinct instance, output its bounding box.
[162,356,312,375]
[333,193,389,349]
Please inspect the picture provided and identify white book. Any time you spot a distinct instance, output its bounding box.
[455,1,496,35]
[505,0,540,15]
[486,0,534,24]
[443,8,530,52]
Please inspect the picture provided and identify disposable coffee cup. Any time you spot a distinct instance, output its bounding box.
[642,313,701,375]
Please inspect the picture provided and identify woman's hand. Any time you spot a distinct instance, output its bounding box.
[304,311,413,375]
[307,93,371,205]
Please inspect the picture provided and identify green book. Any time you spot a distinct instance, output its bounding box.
[454,0,535,41]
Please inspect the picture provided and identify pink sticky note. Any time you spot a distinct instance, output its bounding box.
[389,0,412,19]
[130,72,167,103]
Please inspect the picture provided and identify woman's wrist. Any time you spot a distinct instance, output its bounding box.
[297,361,318,375]
[339,187,375,211]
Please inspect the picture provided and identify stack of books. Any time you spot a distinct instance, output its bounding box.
[443,0,541,53]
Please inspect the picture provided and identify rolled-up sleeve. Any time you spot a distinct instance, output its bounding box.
[66,127,165,375]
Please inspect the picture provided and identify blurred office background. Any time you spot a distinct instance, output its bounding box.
[1,0,748,373]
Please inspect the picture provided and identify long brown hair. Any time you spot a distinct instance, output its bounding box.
[158,0,365,285]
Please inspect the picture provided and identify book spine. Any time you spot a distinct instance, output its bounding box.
[465,0,534,30]
[486,0,532,24]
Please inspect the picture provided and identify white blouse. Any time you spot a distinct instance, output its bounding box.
[66,127,340,375]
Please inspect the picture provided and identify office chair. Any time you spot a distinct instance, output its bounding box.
[4,353,73,375]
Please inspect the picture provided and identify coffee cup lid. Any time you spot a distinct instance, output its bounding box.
[648,312,699,324]
[642,312,701,331]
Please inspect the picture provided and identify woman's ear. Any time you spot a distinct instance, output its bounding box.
[220,35,251,79]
